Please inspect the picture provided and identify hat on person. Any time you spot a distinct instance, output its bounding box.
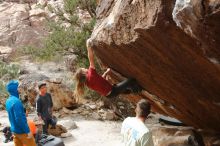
[38,81,47,89]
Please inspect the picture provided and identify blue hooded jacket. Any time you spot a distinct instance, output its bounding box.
[5,80,30,134]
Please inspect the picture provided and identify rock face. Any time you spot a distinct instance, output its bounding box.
[0,2,48,48]
[91,0,220,132]
[0,0,65,49]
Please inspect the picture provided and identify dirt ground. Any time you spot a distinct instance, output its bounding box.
[0,110,123,146]
[64,118,122,146]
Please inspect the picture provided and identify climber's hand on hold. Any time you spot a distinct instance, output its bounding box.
[102,68,111,79]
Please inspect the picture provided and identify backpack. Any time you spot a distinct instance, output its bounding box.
[36,134,65,146]
[2,126,13,143]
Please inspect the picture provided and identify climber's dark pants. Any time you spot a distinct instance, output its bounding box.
[107,78,141,98]
[42,118,56,134]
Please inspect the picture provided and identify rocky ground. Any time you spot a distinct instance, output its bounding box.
[0,97,133,146]
[1,98,218,146]
[0,110,123,146]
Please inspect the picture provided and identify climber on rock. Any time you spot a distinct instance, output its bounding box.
[74,38,142,98]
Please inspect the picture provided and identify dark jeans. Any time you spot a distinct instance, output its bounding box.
[42,118,56,134]
[107,78,142,98]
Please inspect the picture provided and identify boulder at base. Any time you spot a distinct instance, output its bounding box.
[19,73,77,110]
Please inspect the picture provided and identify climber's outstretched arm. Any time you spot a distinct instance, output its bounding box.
[87,39,95,69]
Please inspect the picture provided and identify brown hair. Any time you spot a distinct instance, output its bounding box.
[74,68,87,97]
[136,99,151,119]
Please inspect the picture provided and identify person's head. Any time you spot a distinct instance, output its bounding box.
[38,82,47,95]
[136,99,151,120]
[74,68,88,97]
[6,80,19,98]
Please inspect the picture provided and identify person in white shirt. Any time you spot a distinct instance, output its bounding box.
[121,99,154,146]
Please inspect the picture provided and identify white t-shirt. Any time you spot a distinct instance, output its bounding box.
[121,117,154,146]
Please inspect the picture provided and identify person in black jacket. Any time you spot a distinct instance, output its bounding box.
[36,82,56,134]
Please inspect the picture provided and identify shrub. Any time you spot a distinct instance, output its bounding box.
[18,0,97,66]
[0,61,20,80]
[0,61,20,99]
[0,81,8,99]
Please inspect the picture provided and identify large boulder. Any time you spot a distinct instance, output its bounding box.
[91,0,220,132]
[151,126,205,146]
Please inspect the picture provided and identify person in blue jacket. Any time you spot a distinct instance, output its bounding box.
[5,80,36,146]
